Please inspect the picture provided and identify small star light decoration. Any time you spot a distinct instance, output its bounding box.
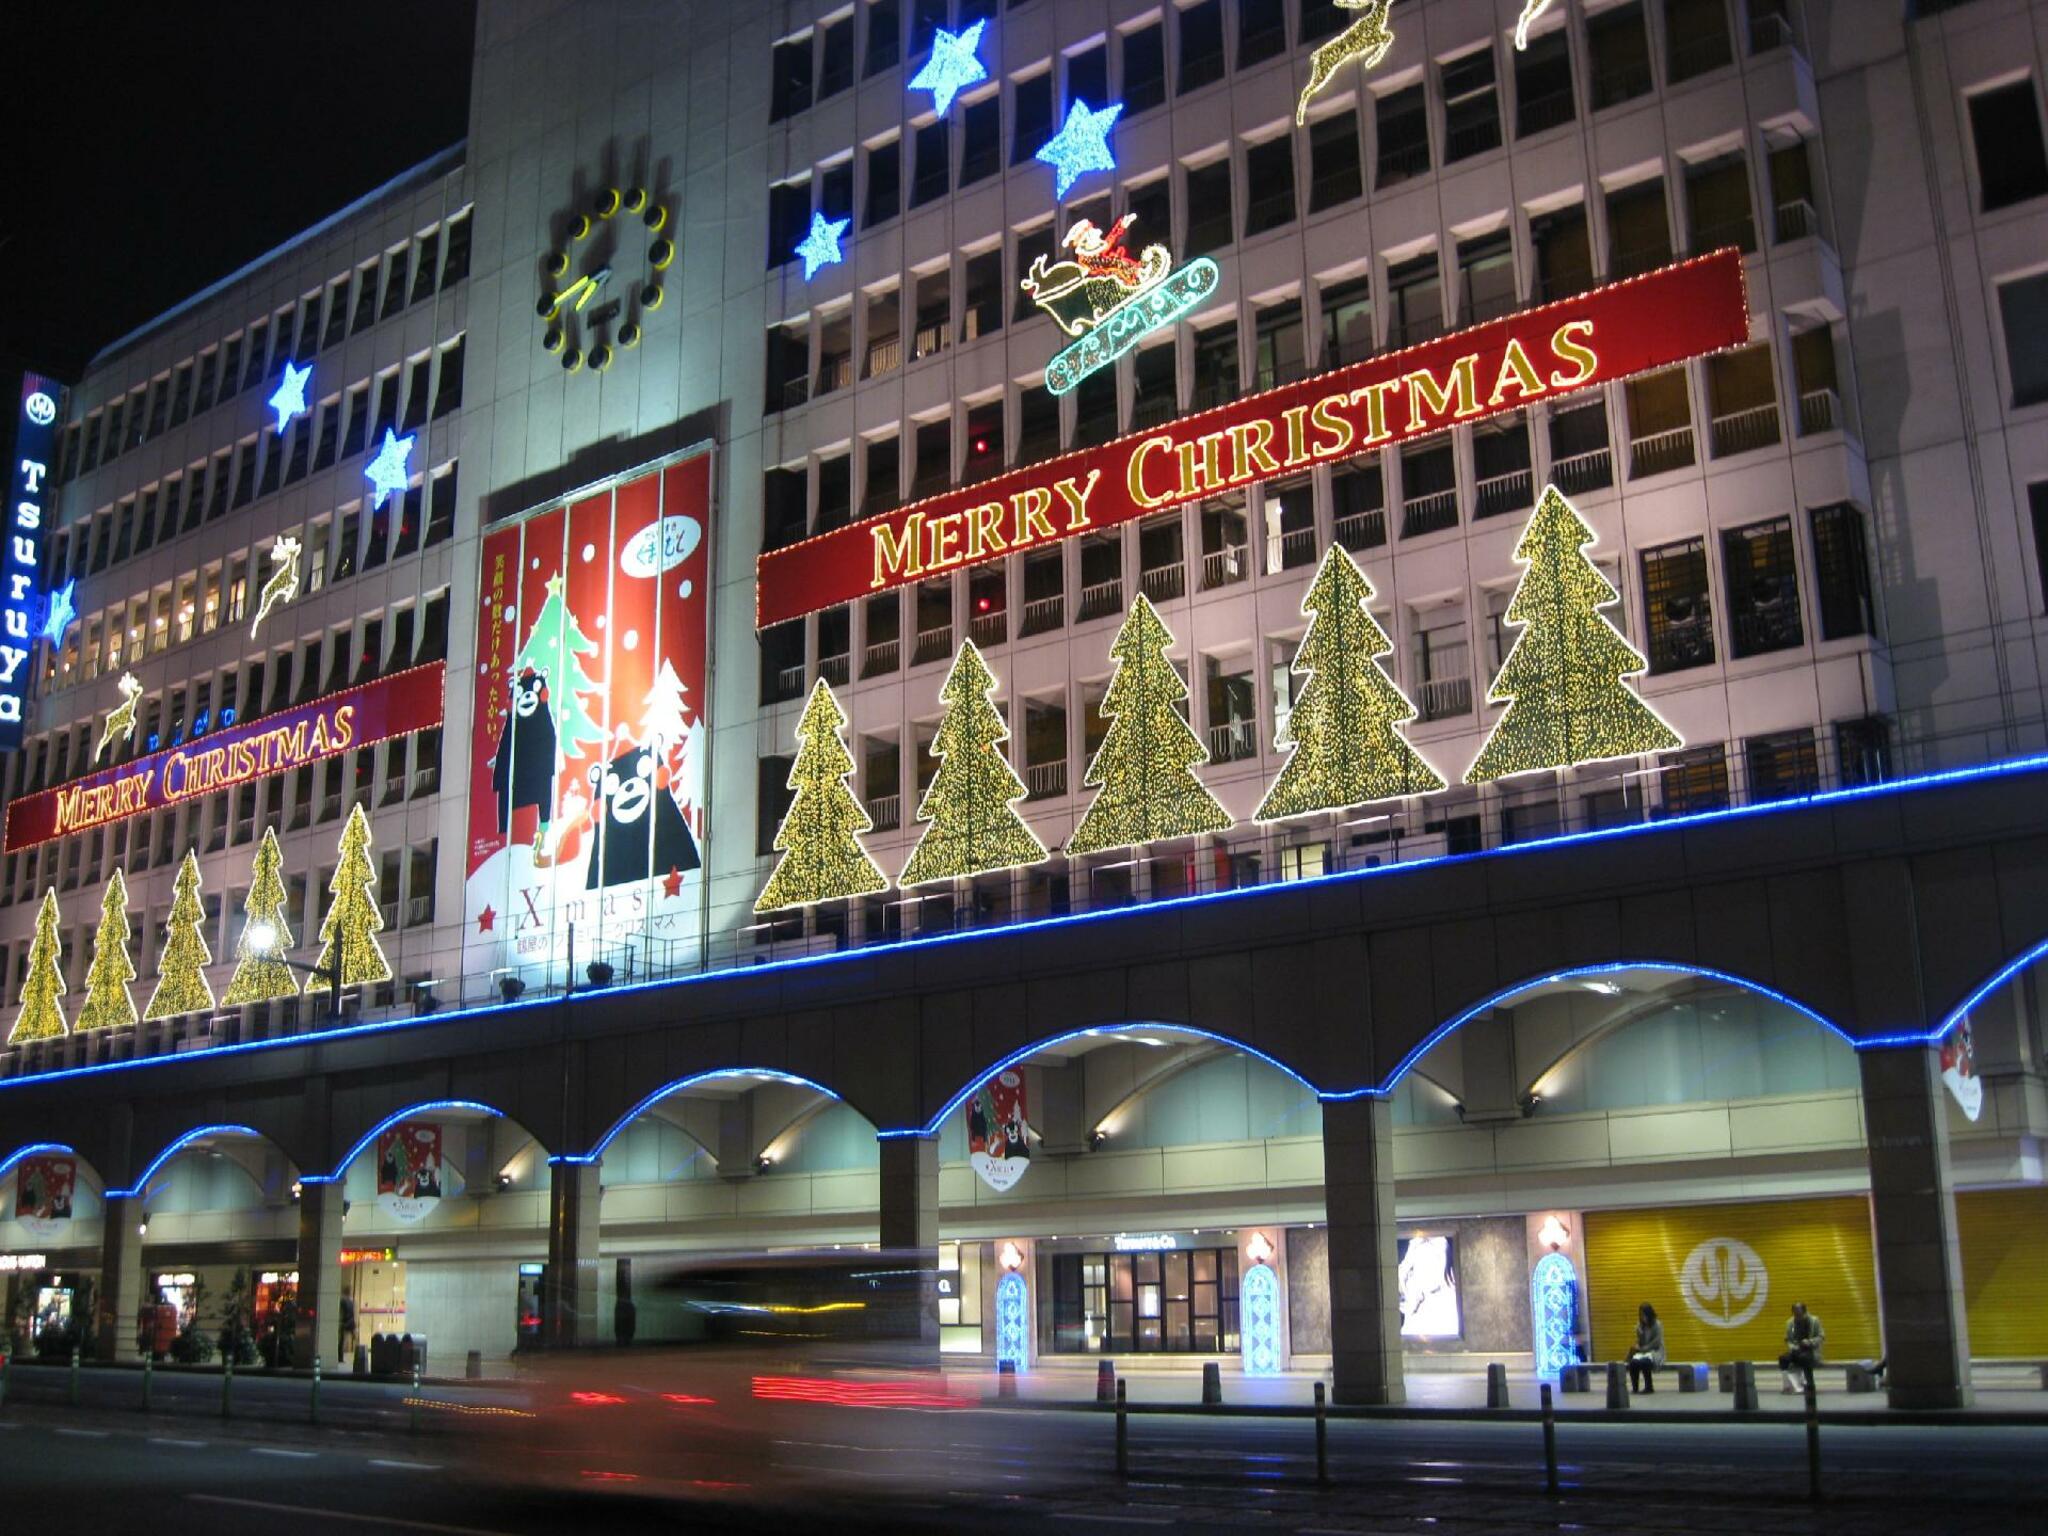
[1036,99,1123,198]
[268,359,312,434]
[795,211,850,280]
[40,578,76,649]
[364,427,415,509]
[909,20,988,117]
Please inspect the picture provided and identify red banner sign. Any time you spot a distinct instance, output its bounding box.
[2,662,446,853]
[756,251,1750,628]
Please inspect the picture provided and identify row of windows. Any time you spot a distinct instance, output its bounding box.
[765,0,1807,267]
[41,461,460,713]
[52,336,465,591]
[55,207,471,487]
[0,837,441,1002]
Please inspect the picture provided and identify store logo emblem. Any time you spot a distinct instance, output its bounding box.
[24,391,55,426]
[1677,1237,1768,1328]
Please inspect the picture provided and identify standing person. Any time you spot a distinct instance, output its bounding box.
[1778,1301,1824,1394]
[1626,1303,1666,1393]
[338,1294,358,1367]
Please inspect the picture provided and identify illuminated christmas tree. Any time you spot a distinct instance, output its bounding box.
[145,852,217,1020]
[223,828,301,1005]
[1257,545,1446,820]
[1465,485,1681,784]
[75,868,139,1032]
[312,804,392,989]
[514,572,608,760]
[7,890,68,1044]
[899,640,1049,886]
[757,679,889,911]
[1067,594,1232,855]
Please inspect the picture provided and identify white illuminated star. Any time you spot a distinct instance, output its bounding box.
[364,427,415,509]
[794,211,851,280]
[40,579,76,649]
[268,359,312,434]
[908,20,988,118]
[1036,98,1123,199]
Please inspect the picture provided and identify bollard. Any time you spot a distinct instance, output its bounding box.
[69,1345,81,1406]
[1604,1360,1630,1410]
[141,1353,153,1413]
[465,1349,483,1381]
[997,1359,1018,1399]
[1486,1362,1510,1409]
[0,1351,8,1407]
[1732,1359,1759,1413]
[1313,1380,1328,1486]
[410,1358,422,1434]
[1201,1360,1221,1407]
[1096,1359,1117,1404]
[1540,1382,1559,1495]
[1115,1377,1128,1479]
[221,1352,235,1419]
[310,1351,322,1426]
[1804,1377,1821,1502]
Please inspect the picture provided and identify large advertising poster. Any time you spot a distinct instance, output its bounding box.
[967,1069,1032,1192]
[463,452,712,982]
[14,1153,75,1241]
[375,1123,442,1225]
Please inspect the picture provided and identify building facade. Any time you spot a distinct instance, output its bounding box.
[3,0,2048,1408]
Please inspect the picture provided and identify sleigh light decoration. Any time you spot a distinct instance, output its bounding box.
[1022,215,1218,397]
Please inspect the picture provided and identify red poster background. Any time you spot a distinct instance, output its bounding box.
[13,1154,75,1220]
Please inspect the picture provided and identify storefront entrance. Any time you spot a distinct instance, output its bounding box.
[1051,1242,1241,1354]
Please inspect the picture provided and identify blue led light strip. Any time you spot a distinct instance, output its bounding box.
[571,1068,843,1163]
[302,1098,506,1184]
[1,750,2042,1099]
[0,1140,74,1179]
[107,1123,264,1200]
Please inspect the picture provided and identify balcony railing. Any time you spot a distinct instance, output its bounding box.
[820,653,850,687]
[1377,141,1430,185]
[1629,426,1696,479]
[1207,717,1257,763]
[1334,507,1386,552]
[1025,760,1067,800]
[1690,216,1755,256]
[816,353,853,395]
[1551,446,1613,495]
[1733,606,1803,656]
[1648,618,1715,674]
[1473,467,1533,521]
[1131,390,1178,429]
[912,624,954,666]
[406,897,432,927]
[1774,198,1817,244]
[1709,403,1781,458]
[1516,89,1575,138]
[1252,359,1308,393]
[865,334,902,377]
[774,662,806,696]
[1797,387,1839,437]
[867,792,900,832]
[1401,488,1460,539]
[862,638,900,677]
[1015,430,1062,468]
[1276,526,1318,569]
[1749,11,1797,54]
[1610,242,1674,280]
[1418,673,1473,722]
[912,323,945,361]
[1141,563,1185,603]
[1078,578,1124,622]
[1020,593,1064,635]
[1202,544,1248,589]
[969,609,1006,647]
[1444,115,1503,163]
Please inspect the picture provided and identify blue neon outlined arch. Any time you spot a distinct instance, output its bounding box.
[0,1141,75,1180]
[899,1024,1327,1139]
[1917,935,2048,1050]
[304,1099,509,1185]
[1332,960,1856,1101]
[567,1068,846,1165]
[107,1124,267,1200]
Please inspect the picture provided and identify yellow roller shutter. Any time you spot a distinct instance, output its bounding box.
[1584,1196,1880,1364]
[1958,1188,2048,1358]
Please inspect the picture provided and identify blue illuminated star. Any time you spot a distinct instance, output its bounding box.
[908,20,988,118]
[1036,98,1123,199]
[363,427,415,509]
[268,359,312,434]
[39,579,76,649]
[794,211,851,280]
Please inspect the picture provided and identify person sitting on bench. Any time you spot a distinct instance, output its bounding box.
[1627,1302,1666,1393]
[1778,1301,1825,1394]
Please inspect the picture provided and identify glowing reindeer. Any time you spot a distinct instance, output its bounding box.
[95,672,143,761]
[250,535,302,639]
[1296,0,1397,126]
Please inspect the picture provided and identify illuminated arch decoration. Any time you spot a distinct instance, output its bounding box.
[1531,1252,1581,1379]
[1241,1258,1282,1376]
[572,1067,846,1164]
[107,1124,266,1200]
[0,1141,76,1180]
[307,1099,508,1185]
[995,1269,1030,1371]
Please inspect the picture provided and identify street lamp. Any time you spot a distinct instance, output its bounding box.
[241,920,349,1018]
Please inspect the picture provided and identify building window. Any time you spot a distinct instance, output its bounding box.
[1333,460,1386,551]
[866,0,900,77]
[1013,223,1056,321]
[1999,271,2048,408]
[1184,159,1234,255]
[763,466,809,551]
[765,324,808,414]
[1376,84,1430,188]
[1456,231,1515,325]
[1969,79,2048,212]
[1243,137,1296,237]
[962,248,1003,342]
[1722,517,1803,657]
[1641,537,1715,673]
[432,336,465,419]
[1320,274,1373,367]
[1607,178,1672,279]
[1660,743,1728,814]
[757,754,796,856]
[441,209,472,287]
[1588,2,1654,110]
[1515,25,1575,137]
[1441,46,1502,164]
[1531,202,1592,300]
[819,13,855,97]
[768,179,811,267]
[1239,0,1287,68]
[1385,254,1442,348]
[1179,0,1225,94]
[1745,728,1817,803]
[1252,300,1305,390]
[1835,716,1891,788]
[1191,324,1239,408]
[1065,41,1108,111]
[1705,343,1780,457]
[1809,503,1874,640]
[1686,152,1756,254]
[2032,483,2048,612]
[960,95,1000,186]
[1625,368,1695,477]
[912,119,950,207]
[1791,324,1843,435]
[1471,414,1531,519]
[1013,71,1053,166]
[760,624,805,707]
[864,139,901,229]
[1306,109,1362,211]
[1665,0,1732,84]
[771,35,813,121]
[1050,1246,1240,1354]
[410,232,440,306]
[1413,608,1471,720]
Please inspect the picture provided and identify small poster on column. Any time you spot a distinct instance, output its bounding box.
[1940,1018,1982,1122]
[14,1154,74,1241]
[967,1070,1032,1193]
[375,1123,444,1224]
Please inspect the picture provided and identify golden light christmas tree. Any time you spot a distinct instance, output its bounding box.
[899,639,1049,887]
[756,678,889,912]
[1465,484,1682,784]
[1067,594,1232,855]
[145,851,217,1020]
[312,803,392,989]
[1257,545,1445,820]
[223,828,301,1005]
[75,868,139,1032]
[7,889,69,1044]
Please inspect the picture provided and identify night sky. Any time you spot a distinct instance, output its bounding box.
[0,1,478,381]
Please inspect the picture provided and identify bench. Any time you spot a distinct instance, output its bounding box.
[1715,1360,1881,1394]
[1562,1362,1708,1394]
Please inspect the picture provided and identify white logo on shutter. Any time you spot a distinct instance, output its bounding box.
[1677,1236,1768,1328]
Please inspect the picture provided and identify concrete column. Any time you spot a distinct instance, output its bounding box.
[294,1180,346,1367]
[94,1193,147,1362]
[544,1160,602,1348]
[877,1134,940,1357]
[1321,1095,1405,1405]
[1860,1045,1973,1409]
